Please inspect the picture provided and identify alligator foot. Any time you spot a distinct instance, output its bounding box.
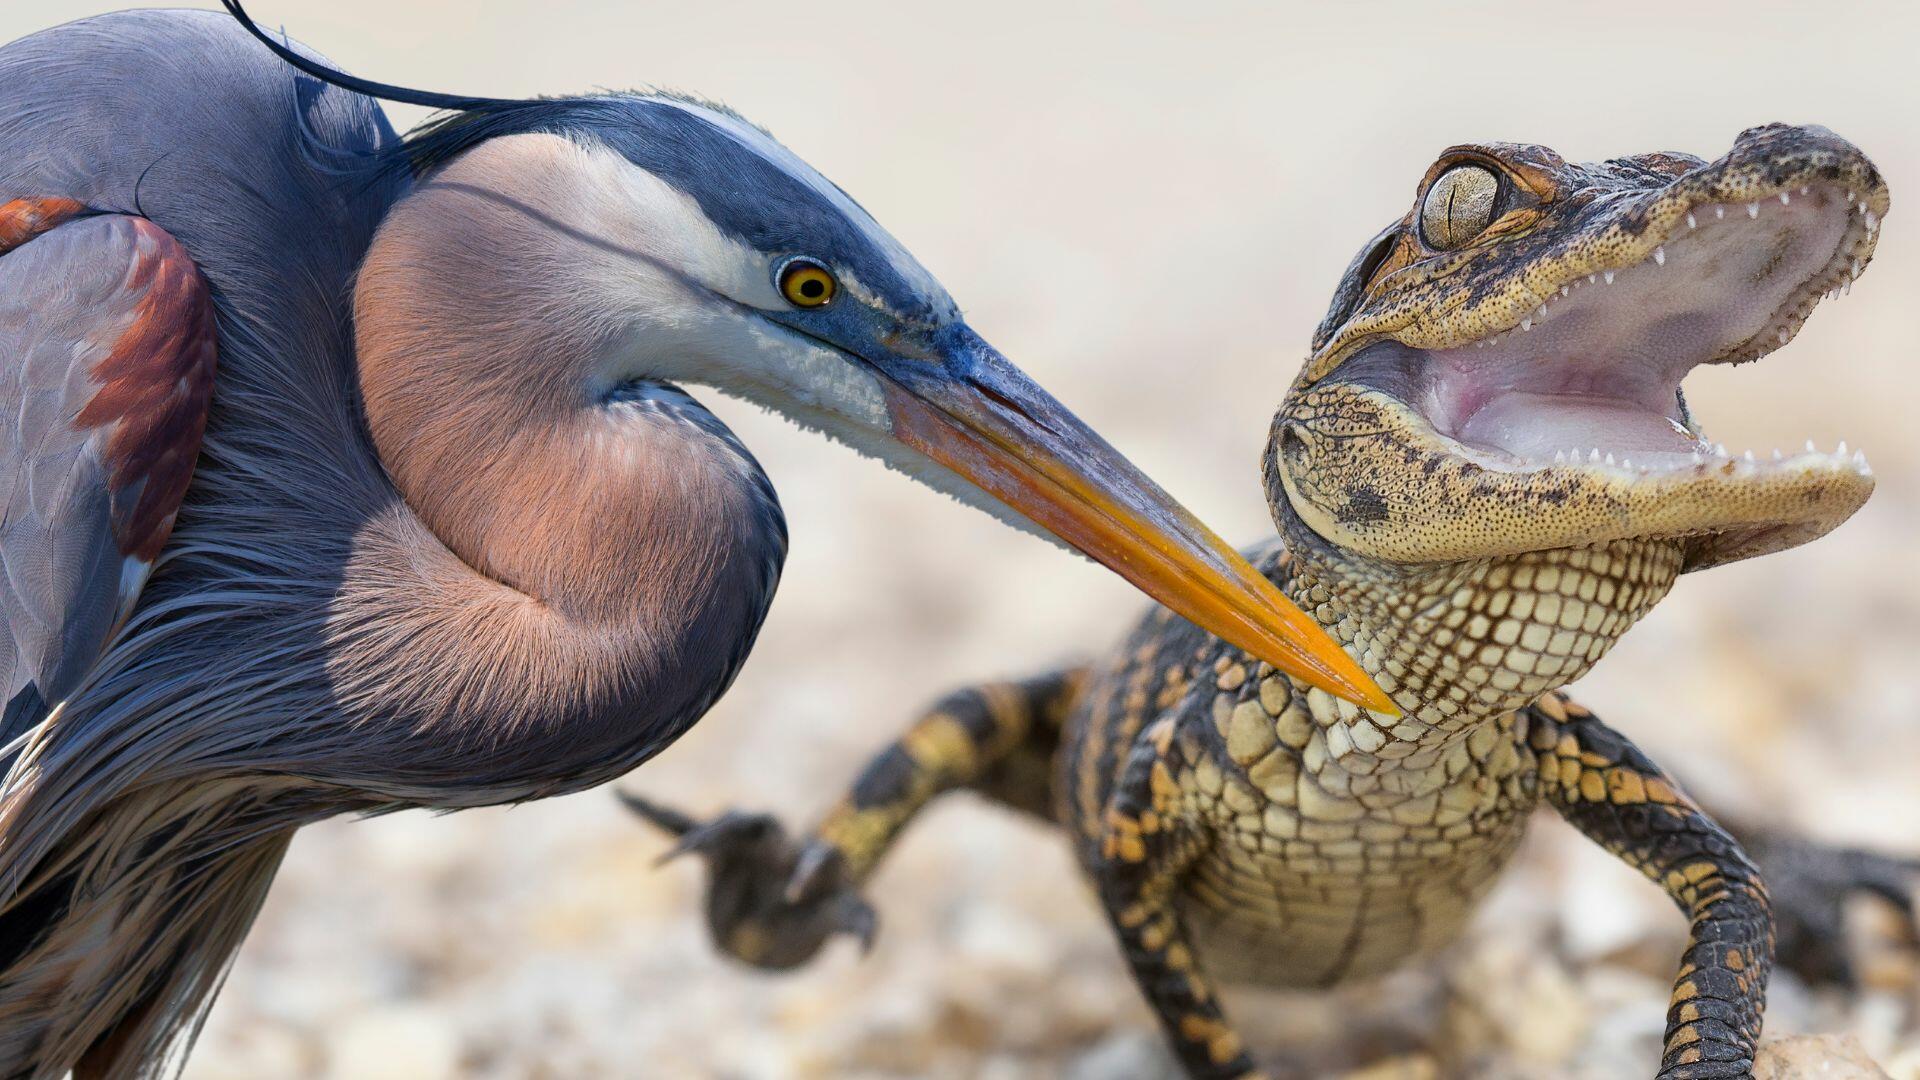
[621,792,877,969]
[1748,831,1920,988]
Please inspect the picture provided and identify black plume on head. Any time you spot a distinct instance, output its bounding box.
[222,0,522,114]
[223,2,936,316]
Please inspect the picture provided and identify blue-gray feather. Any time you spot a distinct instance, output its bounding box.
[0,217,162,747]
[0,14,405,1069]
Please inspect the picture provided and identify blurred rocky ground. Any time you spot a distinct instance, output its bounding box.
[181,489,1920,1080]
[3,0,1908,1076]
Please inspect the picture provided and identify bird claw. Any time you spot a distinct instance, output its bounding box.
[1749,832,1920,989]
[661,809,778,866]
[620,791,878,969]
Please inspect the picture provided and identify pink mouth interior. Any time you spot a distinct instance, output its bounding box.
[1406,188,1850,471]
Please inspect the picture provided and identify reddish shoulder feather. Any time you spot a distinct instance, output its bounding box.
[0,196,84,252]
[70,219,218,561]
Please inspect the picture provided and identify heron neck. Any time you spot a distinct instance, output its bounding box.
[344,162,786,794]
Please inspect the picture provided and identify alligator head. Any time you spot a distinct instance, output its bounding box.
[1271,123,1883,574]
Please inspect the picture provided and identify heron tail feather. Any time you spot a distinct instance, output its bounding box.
[0,779,303,1079]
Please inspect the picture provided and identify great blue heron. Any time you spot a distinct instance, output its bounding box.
[0,4,1390,1075]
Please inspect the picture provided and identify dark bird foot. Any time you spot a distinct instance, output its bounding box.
[1747,831,1920,989]
[620,792,877,970]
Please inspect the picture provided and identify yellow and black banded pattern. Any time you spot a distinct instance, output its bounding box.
[1044,531,1702,1078]
[1527,692,1770,1078]
[816,669,1087,883]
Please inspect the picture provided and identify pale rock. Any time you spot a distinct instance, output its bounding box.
[1064,1029,1180,1080]
[322,1006,462,1080]
[1754,1034,1891,1079]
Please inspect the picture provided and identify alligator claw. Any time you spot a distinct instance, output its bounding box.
[1748,832,1920,988]
[620,791,878,970]
[786,838,838,903]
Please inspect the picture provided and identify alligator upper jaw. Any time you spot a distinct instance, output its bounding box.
[1427,181,1869,470]
[1337,178,1877,569]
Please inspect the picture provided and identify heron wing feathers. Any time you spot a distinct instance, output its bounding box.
[0,209,215,739]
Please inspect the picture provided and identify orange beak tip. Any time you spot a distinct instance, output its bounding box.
[1291,648,1399,717]
[1357,684,1401,716]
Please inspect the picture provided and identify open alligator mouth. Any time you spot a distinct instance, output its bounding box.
[1302,139,1887,570]
[1412,184,1875,479]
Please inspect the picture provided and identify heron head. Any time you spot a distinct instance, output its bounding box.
[359,92,1392,710]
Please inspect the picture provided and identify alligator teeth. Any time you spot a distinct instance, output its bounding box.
[1603,271,1615,285]
[1778,191,1792,205]
[1837,439,1848,455]
[1715,206,1726,220]
[1587,274,1597,285]
[1778,329,1790,345]
[1588,449,1601,463]
[1604,452,1616,466]
[1713,443,1727,457]
[1652,246,1666,266]
[1801,186,1811,196]
[1847,190,1857,203]
[1805,438,1817,452]
[1747,202,1761,218]
[1685,212,1697,229]
[1865,211,1878,233]
[1559,286,1570,298]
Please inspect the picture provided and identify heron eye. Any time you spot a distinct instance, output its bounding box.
[1419,165,1501,250]
[779,259,837,308]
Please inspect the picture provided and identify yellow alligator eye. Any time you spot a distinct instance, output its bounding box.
[779,259,837,307]
[1420,165,1500,250]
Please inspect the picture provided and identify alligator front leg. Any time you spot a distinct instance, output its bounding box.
[1091,716,1266,1080]
[625,670,1083,970]
[1527,692,1771,1080]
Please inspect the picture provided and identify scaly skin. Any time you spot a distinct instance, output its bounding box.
[633,124,1919,1078]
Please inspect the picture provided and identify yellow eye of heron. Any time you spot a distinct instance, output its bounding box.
[1419,165,1500,250]
[779,259,837,307]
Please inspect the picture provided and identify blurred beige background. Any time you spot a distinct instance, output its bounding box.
[9,1,1920,1076]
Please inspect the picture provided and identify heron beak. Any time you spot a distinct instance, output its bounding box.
[876,326,1396,714]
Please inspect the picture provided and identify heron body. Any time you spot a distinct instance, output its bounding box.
[0,13,412,1072]
[0,7,1389,1075]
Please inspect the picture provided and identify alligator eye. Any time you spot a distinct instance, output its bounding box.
[779,258,837,308]
[1420,165,1501,250]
